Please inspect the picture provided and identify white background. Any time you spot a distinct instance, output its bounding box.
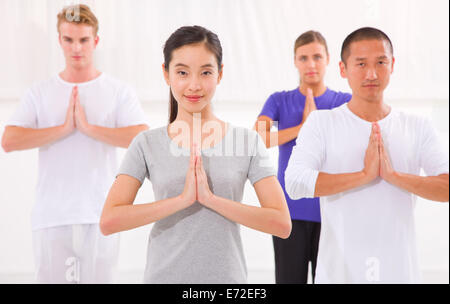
[0,0,448,283]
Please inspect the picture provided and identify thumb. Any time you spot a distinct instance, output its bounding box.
[306,88,313,99]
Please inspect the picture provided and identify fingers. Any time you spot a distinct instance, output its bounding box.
[189,143,197,171]
[306,88,314,100]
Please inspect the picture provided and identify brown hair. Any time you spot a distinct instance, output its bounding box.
[163,26,223,123]
[341,27,393,64]
[294,30,329,57]
[57,4,99,36]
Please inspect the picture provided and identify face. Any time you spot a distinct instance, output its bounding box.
[339,39,394,102]
[58,22,99,69]
[163,43,223,115]
[294,42,329,85]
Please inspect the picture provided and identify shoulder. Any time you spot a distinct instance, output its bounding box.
[229,124,258,140]
[270,88,299,99]
[390,108,430,129]
[22,76,60,102]
[138,126,166,142]
[100,74,136,95]
[325,89,352,107]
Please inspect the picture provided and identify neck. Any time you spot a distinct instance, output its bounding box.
[60,64,100,83]
[170,104,226,147]
[299,81,327,97]
[174,104,217,128]
[347,94,391,122]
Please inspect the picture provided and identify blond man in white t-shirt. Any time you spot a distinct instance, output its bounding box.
[285,27,449,283]
[1,5,149,283]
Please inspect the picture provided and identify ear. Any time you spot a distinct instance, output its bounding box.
[94,35,100,48]
[217,64,224,84]
[162,64,170,85]
[339,61,347,78]
[390,56,395,74]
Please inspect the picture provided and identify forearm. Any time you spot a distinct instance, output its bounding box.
[314,171,369,197]
[2,125,69,152]
[260,124,302,148]
[204,195,291,239]
[388,172,449,202]
[84,124,148,148]
[100,195,187,235]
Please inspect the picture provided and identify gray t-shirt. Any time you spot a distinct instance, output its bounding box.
[117,124,276,284]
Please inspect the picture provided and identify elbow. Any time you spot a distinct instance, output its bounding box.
[277,219,292,239]
[285,177,308,200]
[99,212,116,236]
[1,135,13,153]
[271,211,292,239]
[285,168,316,200]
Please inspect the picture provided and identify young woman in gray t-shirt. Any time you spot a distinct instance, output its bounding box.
[100,26,291,284]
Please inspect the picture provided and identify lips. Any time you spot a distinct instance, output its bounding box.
[72,56,83,60]
[184,95,203,103]
[363,84,379,88]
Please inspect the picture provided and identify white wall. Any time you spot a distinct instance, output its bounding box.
[0,0,448,282]
[0,0,448,102]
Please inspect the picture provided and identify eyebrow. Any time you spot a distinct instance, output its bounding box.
[299,54,323,57]
[174,63,215,68]
[355,55,388,61]
[62,36,91,40]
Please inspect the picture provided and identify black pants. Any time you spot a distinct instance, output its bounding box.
[273,219,321,284]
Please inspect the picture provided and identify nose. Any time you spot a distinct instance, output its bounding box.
[188,75,202,92]
[366,68,378,80]
[306,59,315,68]
[72,42,82,53]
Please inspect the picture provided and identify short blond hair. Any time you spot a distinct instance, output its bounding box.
[57,4,99,36]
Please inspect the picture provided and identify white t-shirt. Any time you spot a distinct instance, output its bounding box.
[7,73,149,231]
[285,103,449,283]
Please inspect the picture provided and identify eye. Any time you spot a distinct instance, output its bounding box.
[202,71,213,76]
[314,55,322,61]
[357,63,365,67]
[177,71,188,76]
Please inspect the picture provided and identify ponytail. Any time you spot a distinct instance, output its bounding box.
[168,89,178,123]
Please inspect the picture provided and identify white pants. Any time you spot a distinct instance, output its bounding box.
[32,224,120,284]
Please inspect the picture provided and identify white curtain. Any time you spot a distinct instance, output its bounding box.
[0,0,448,103]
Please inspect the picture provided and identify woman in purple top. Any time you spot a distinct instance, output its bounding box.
[254,31,351,284]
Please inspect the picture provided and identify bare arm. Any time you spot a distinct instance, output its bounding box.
[203,177,291,239]
[73,92,148,148]
[254,89,317,148]
[1,125,71,152]
[99,174,189,235]
[314,171,372,197]
[254,115,302,148]
[100,147,198,235]
[2,87,76,152]
[387,173,449,202]
[82,124,149,148]
[379,135,449,202]
[195,153,291,239]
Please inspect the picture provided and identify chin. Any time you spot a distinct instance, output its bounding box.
[181,102,209,114]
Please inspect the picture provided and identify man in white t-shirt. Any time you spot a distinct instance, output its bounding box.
[1,5,149,283]
[285,27,449,283]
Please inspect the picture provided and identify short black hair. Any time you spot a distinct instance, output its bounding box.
[341,27,393,64]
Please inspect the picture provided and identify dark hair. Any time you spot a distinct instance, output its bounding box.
[294,30,329,57]
[163,25,223,123]
[341,27,393,64]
